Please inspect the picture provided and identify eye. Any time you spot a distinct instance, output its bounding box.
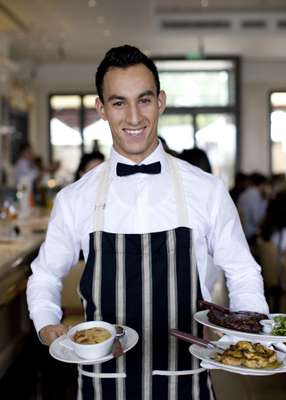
[140,97,151,104]
[112,101,124,107]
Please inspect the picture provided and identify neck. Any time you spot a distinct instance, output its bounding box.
[114,141,160,164]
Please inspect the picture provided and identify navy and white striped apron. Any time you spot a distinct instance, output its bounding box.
[78,155,215,400]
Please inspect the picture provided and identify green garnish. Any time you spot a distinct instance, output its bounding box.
[272,316,286,336]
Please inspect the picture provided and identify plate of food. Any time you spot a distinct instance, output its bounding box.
[190,340,286,376]
[194,301,286,342]
[49,324,139,365]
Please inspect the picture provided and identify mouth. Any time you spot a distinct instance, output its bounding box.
[123,127,146,137]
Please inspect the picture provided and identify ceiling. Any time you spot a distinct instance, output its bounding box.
[1,0,286,65]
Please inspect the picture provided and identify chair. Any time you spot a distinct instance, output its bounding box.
[61,260,85,326]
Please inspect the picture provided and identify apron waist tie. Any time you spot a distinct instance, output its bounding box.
[152,368,206,376]
[78,366,206,378]
[78,366,126,379]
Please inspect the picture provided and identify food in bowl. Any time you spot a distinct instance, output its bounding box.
[66,321,116,360]
[213,341,281,369]
[72,327,111,344]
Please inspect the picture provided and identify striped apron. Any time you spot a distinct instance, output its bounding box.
[78,155,215,400]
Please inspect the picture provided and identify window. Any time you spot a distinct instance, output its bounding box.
[270,91,286,174]
[156,58,239,187]
[49,94,111,183]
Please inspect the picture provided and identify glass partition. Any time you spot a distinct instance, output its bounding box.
[82,95,112,156]
[158,114,194,152]
[50,95,82,182]
[196,113,236,185]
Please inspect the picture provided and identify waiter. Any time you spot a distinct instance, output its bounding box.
[27,45,269,400]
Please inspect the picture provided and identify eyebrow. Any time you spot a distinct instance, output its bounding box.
[107,90,156,103]
[138,90,155,98]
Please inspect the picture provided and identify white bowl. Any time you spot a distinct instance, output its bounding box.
[271,313,286,319]
[66,321,116,360]
[259,319,275,334]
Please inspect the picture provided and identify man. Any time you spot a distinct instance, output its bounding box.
[15,142,39,185]
[237,172,271,242]
[27,45,268,400]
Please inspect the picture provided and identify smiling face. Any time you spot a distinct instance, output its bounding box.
[96,64,166,163]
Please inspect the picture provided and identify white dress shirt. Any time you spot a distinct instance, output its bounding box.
[27,142,269,333]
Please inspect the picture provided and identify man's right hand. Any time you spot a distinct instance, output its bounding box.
[39,324,69,346]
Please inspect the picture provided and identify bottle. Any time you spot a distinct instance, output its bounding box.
[17,175,33,218]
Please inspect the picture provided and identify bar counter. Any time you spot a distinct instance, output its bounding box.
[0,213,49,379]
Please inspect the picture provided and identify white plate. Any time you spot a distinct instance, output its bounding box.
[194,310,286,342]
[49,326,139,365]
[189,342,286,376]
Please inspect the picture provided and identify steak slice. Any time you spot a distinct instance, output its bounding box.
[198,300,268,334]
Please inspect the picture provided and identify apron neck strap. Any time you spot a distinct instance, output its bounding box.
[94,162,112,232]
[167,154,189,227]
[94,155,189,231]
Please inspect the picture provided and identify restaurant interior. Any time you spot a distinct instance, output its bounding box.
[1,0,286,399]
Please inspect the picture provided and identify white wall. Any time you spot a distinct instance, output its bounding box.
[31,59,286,173]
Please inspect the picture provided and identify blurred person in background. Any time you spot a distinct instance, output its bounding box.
[259,190,286,308]
[229,172,250,205]
[74,151,105,181]
[14,142,40,186]
[270,173,286,197]
[180,147,212,174]
[237,172,271,243]
[261,190,286,253]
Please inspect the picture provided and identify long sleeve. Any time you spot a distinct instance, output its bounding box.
[208,179,269,314]
[26,191,80,333]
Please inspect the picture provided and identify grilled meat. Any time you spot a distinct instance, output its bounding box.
[199,300,267,334]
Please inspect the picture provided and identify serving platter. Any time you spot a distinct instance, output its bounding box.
[189,342,286,376]
[49,326,138,365]
[194,310,286,342]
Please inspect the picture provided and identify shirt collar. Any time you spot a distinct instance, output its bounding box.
[109,140,169,178]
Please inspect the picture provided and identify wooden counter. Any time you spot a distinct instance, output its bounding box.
[0,213,48,379]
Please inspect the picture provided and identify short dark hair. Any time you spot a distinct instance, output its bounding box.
[250,172,268,186]
[95,45,160,102]
[74,151,105,181]
[180,147,212,174]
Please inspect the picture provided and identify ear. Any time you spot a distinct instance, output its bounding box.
[95,96,107,121]
[158,90,166,115]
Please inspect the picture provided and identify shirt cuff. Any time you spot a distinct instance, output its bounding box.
[32,310,62,337]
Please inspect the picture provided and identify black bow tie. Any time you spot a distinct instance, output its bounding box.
[116,161,161,177]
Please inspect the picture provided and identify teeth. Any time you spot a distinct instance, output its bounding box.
[125,128,143,135]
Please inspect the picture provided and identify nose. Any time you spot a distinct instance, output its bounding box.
[126,104,141,125]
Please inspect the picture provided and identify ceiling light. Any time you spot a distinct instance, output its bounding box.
[200,0,209,8]
[88,0,96,7]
